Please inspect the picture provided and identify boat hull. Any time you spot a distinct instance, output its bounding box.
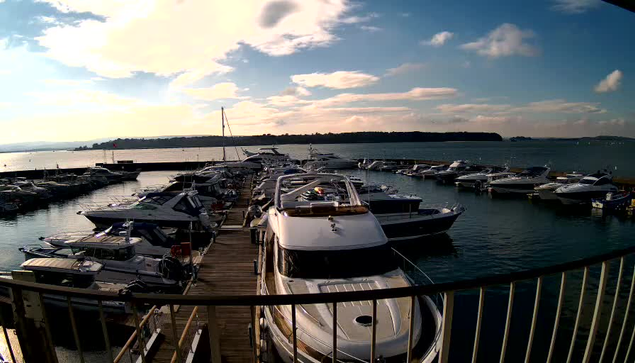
[556,191,617,205]
[376,208,463,241]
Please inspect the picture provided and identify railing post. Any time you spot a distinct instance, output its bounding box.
[98,301,114,363]
[292,304,297,363]
[67,297,85,363]
[9,287,58,363]
[524,277,543,363]
[600,257,624,362]
[583,261,610,363]
[169,304,183,363]
[471,287,485,363]
[371,299,377,362]
[132,303,147,363]
[547,272,567,363]
[613,266,635,363]
[499,282,515,363]
[567,266,590,363]
[207,306,222,363]
[332,302,337,363]
[407,295,416,362]
[440,292,455,363]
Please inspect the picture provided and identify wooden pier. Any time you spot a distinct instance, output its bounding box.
[150,176,259,363]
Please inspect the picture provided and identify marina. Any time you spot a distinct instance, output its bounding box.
[0,143,634,362]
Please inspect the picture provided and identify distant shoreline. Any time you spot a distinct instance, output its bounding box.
[75,131,503,151]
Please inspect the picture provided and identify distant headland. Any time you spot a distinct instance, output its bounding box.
[75,131,503,150]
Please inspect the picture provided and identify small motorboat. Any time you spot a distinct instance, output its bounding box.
[592,191,632,211]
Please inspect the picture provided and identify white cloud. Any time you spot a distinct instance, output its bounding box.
[437,103,512,114]
[460,23,539,58]
[291,71,380,89]
[359,25,382,32]
[385,63,425,77]
[308,87,458,108]
[594,70,623,93]
[520,99,605,114]
[281,86,312,97]
[340,13,379,24]
[182,82,247,101]
[598,118,626,127]
[421,31,454,47]
[36,0,352,84]
[43,78,94,86]
[551,0,602,14]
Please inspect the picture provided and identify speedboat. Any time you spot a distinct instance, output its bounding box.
[83,166,123,184]
[80,190,218,230]
[304,147,358,170]
[0,258,131,313]
[555,171,618,205]
[592,191,632,211]
[455,166,509,189]
[357,185,464,241]
[242,147,290,165]
[405,164,431,176]
[379,162,402,172]
[366,160,385,171]
[419,165,447,179]
[261,173,442,362]
[41,222,178,257]
[533,172,583,201]
[488,166,551,195]
[19,238,187,292]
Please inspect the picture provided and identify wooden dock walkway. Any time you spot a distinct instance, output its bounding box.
[151,176,259,363]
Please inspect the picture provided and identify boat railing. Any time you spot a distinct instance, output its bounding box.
[4,244,635,362]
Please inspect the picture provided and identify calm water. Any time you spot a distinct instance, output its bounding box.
[2,140,634,176]
[0,142,634,361]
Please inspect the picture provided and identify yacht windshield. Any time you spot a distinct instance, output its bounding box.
[278,244,398,279]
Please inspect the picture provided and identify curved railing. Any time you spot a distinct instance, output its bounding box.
[2,244,635,362]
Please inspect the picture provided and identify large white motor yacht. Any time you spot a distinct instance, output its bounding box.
[80,190,216,230]
[533,172,584,201]
[488,166,551,194]
[455,166,509,189]
[242,147,291,165]
[304,147,358,170]
[261,173,442,362]
[555,171,618,205]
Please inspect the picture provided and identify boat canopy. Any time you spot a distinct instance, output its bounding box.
[66,235,141,249]
[21,258,102,275]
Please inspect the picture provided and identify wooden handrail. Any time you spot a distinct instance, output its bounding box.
[170,306,199,363]
[113,305,157,363]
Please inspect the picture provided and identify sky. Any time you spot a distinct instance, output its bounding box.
[0,0,633,143]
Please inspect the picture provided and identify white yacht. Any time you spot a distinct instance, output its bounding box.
[366,160,386,171]
[80,190,217,230]
[555,171,618,205]
[242,147,290,165]
[83,166,123,183]
[261,173,442,362]
[304,147,358,170]
[488,166,551,195]
[20,237,186,291]
[0,258,130,313]
[419,165,447,179]
[41,222,177,257]
[405,164,431,176]
[533,172,584,201]
[455,166,509,189]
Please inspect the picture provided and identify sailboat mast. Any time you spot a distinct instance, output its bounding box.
[221,107,226,162]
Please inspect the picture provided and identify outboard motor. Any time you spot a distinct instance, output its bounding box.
[160,256,186,281]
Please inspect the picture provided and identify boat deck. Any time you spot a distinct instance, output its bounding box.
[151,176,259,363]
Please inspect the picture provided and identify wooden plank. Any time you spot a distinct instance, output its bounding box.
[150,176,258,363]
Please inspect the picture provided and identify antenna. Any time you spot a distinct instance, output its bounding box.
[221,107,226,162]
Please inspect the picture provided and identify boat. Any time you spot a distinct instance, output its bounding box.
[261,173,442,362]
[488,166,551,195]
[435,160,481,184]
[419,165,448,179]
[455,166,509,189]
[533,172,583,201]
[592,191,632,211]
[555,171,618,205]
[357,185,464,241]
[83,166,123,184]
[19,237,187,292]
[41,222,178,257]
[242,147,290,165]
[405,164,431,176]
[79,190,218,230]
[304,146,358,170]
[378,161,402,172]
[366,160,385,171]
[0,258,132,313]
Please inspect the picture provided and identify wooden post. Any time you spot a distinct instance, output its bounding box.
[11,287,58,363]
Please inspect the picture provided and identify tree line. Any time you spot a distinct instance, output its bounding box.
[80,131,503,150]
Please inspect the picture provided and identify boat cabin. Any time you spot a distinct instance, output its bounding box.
[135,191,205,216]
[18,258,102,288]
[106,222,177,248]
[66,238,140,261]
[518,166,550,177]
